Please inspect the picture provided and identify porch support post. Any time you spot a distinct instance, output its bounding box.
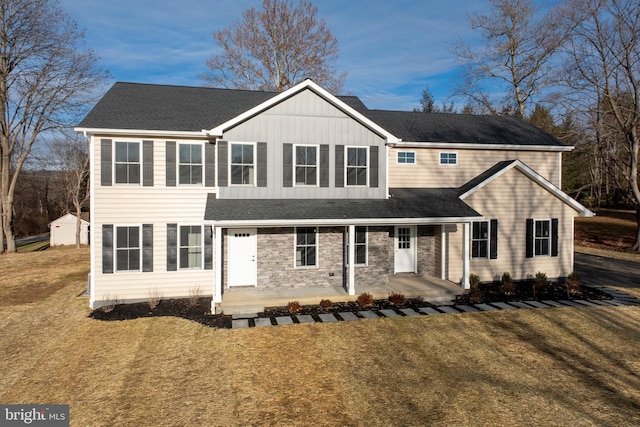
[462,222,470,289]
[211,226,223,314]
[347,224,356,295]
[440,225,446,280]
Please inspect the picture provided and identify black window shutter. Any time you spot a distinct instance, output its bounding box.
[142,224,153,272]
[551,218,559,257]
[167,223,177,271]
[490,219,498,259]
[257,142,267,187]
[283,143,293,187]
[335,145,344,187]
[166,141,176,187]
[100,139,112,186]
[143,140,154,186]
[204,225,213,270]
[205,143,216,187]
[218,141,228,187]
[526,219,534,258]
[369,146,379,188]
[102,224,113,273]
[320,144,329,187]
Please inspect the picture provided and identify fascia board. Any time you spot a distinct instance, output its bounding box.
[74,127,207,138]
[389,141,574,152]
[207,216,482,228]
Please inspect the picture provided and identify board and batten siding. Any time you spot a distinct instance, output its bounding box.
[389,147,561,188]
[91,136,215,307]
[219,89,387,199]
[445,167,577,283]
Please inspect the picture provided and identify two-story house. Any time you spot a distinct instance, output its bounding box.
[75,79,593,313]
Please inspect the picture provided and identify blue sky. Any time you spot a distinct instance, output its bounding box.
[60,0,489,111]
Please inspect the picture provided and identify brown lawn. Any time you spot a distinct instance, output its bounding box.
[1,246,640,426]
[576,208,638,252]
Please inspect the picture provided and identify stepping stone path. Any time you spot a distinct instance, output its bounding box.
[229,286,640,328]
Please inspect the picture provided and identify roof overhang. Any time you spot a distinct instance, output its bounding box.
[459,159,595,217]
[206,216,482,228]
[389,141,574,152]
[73,127,208,139]
[203,79,400,144]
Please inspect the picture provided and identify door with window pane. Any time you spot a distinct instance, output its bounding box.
[394,226,415,273]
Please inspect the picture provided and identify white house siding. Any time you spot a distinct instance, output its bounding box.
[445,167,577,283]
[389,147,561,188]
[90,136,215,308]
[50,213,89,246]
[220,89,388,199]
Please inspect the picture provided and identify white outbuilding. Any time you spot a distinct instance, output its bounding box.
[49,213,90,246]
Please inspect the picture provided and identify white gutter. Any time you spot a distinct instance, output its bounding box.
[74,127,207,138]
[388,141,574,152]
[207,216,482,228]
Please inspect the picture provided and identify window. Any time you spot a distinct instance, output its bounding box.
[295,145,318,186]
[534,220,551,256]
[296,227,317,267]
[114,141,140,183]
[116,226,140,271]
[180,225,202,269]
[179,143,202,185]
[439,152,457,165]
[397,151,416,164]
[471,221,489,258]
[355,226,367,265]
[397,227,411,249]
[346,147,368,186]
[230,143,254,185]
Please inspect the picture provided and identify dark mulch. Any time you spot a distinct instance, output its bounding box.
[89,283,613,329]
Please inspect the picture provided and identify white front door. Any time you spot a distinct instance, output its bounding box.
[228,228,257,287]
[394,226,416,273]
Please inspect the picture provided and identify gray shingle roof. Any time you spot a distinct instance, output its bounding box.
[457,160,518,196]
[77,82,370,132]
[364,110,567,147]
[204,188,481,222]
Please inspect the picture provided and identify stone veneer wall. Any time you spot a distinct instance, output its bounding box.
[417,225,436,276]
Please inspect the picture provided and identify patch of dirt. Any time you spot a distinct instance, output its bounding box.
[1,281,69,306]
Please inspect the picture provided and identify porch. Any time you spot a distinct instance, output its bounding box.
[219,274,465,315]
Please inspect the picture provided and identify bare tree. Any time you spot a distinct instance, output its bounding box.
[0,0,106,253]
[562,0,640,250]
[202,0,346,93]
[452,0,568,117]
[50,133,90,248]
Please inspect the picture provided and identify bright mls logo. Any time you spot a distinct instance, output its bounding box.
[1,405,69,426]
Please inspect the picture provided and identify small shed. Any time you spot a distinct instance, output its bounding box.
[50,213,90,246]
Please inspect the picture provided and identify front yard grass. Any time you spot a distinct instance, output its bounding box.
[2,247,640,426]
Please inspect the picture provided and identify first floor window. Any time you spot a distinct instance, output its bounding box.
[180,225,202,269]
[116,226,140,271]
[471,221,489,258]
[346,147,368,186]
[439,152,457,165]
[230,143,255,185]
[296,227,317,267]
[534,220,551,256]
[114,141,140,183]
[179,143,203,185]
[355,226,367,265]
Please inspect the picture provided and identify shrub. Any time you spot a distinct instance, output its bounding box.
[500,272,516,296]
[147,289,162,310]
[566,272,581,297]
[287,300,301,314]
[319,299,334,310]
[100,294,118,313]
[188,286,202,307]
[357,292,374,308]
[533,271,548,299]
[389,292,406,306]
[469,274,481,288]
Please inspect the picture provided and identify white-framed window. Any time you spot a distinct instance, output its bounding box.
[178,143,203,185]
[439,152,458,165]
[115,225,140,271]
[295,144,318,186]
[397,151,416,164]
[230,143,255,185]
[355,226,367,265]
[295,227,317,267]
[346,146,368,186]
[179,225,203,269]
[534,219,551,256]
[471,221,489,258]
[114,141,140,184]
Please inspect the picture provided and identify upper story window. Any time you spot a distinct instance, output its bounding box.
[439,152,458,165]
[114,141,140,184]
[346,147,368,186]
[295,145,318,186]
[230,143,255,185]
[116,226,140,271]
[397,151,416,164]
[179,143,202,185]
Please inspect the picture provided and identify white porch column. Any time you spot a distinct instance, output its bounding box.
[440,225,446,280]
[347,224,356,295]
[211,226,223,314]
[462,222,470,289]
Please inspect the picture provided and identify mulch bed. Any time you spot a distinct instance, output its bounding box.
[89,282,612,329]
